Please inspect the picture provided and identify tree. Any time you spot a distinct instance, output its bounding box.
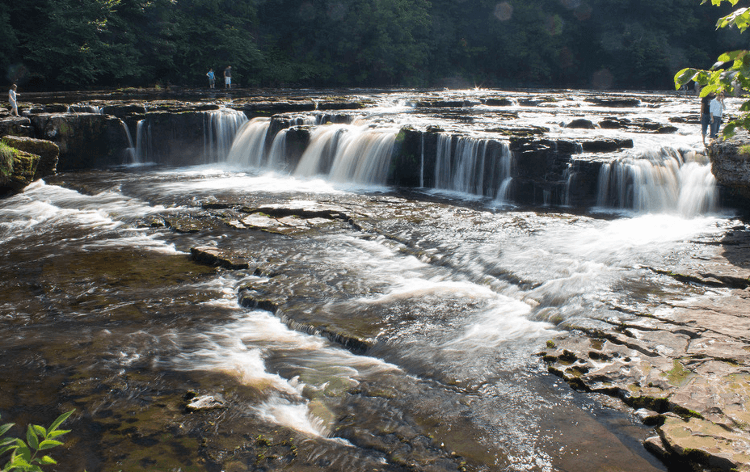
[675,0,750,137]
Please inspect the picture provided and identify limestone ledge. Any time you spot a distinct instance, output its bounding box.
[540,231,750,471]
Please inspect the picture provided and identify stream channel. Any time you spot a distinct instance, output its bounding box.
[0,89,738,471]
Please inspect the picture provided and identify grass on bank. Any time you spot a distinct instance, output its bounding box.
[0,141,16,182]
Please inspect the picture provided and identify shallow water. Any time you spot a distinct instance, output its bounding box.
[0,89,734,471]
[0,161,734,471]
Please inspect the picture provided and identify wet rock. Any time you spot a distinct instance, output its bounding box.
[657,416,750,471]
[414,99,480,108]
[483,98,513,106]
[581,138,634,152]
[541,227,750,472]
[631,118,678,134]
[28,113,130,170]
[598,117,629,129]
[0,116,33,137]
[0,146,39,195]
[709,129,750,205]
[588,98,642,108]
[190,246,250,270]
[1,135,59,179]
[634,408,661,426]
[186,394,227,411]
[566,118,596,129]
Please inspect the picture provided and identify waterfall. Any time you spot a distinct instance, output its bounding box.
[562,163,573,206]
[420,133,425,188]
[596,148,718,216]
[225,118,271,168]
[204,108,249,162]
[266,129,289,171]
[294,124,398,185]
[135,119,152,164]
[119,120,137,165]
[434,134,513,199]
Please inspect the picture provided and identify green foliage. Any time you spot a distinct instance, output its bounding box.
[0,142,15,182]
[675,1,750,138]
[0,410,74,472]
[0,0,740,89]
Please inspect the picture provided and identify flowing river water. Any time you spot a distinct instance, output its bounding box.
[0,89,739,471]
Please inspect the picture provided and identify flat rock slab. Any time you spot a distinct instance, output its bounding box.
[541,228,750,471]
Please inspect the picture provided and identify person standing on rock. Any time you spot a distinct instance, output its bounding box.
[709,91,725,139]
[8,84,18,117]
[207,68,215,89]
[224,66,232,89]
[700,92,714,145]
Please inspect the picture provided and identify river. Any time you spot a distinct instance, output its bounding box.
[0,88,737,471]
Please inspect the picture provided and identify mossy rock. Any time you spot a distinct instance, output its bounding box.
[0,145,40,195]
[1,135,59,178]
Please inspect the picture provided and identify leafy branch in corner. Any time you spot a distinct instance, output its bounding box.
[0,410,74,472]
[675,0,750,138]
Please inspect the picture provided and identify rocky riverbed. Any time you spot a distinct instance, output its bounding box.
[1,88,750,471]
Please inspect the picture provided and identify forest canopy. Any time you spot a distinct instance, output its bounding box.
[0,0,744,91]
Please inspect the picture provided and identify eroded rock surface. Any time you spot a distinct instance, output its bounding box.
[540,227,750,471]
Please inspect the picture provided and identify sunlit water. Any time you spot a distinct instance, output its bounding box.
[0,90,736,471]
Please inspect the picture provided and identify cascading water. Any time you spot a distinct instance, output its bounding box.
[2,90,743,472]
[596,147,718,216]
[120,120,137,165]
[266,129,290,171]
[135,119,152,164]
[292,124,398,185]
[204,107,249,162]
[225,118,271,167]
[434,134,513,199]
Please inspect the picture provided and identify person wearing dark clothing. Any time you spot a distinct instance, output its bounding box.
[224,66,232,89]
[700,93,714,145]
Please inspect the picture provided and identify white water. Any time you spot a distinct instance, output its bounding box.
[294,124,398,184]
[9,90,739,470]
[204,108,249,162]
[596,148,718,216]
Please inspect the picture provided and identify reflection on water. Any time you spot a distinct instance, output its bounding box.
[2,87,731,470]
[0,163,727,470]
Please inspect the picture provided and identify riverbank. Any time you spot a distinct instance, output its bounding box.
[540,219,750,470]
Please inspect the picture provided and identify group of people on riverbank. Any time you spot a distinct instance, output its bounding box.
[700,91,725,145]
[206,66,232,89]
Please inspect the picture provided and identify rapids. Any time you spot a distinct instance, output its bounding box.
[0,89,739,471]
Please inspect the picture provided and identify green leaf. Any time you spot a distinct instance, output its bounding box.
[0,443,19,456]
[674,68,698,89]
[0,424,14,438]
[39,455,57,465]
[8,456,32,468]
[25,426,38,451]
[37,440,63,451]
[723,121,738,137]
[46,430,70,439]
[31,425,46,439]
[48,411,74,433]
[701,83,720,97]
[15,442,31,462]
[718,50,747,62]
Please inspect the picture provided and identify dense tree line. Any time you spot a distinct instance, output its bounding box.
[0,0,745,91]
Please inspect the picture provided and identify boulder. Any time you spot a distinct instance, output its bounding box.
[1,135,59,179]
[566,118,596,129]
[708,129,750,205]
[28,113,130,170]
[0,116,33,138]
[0,146,40,195]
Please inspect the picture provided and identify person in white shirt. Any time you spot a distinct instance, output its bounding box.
[709,92,725,139]
[8,84,18,117]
